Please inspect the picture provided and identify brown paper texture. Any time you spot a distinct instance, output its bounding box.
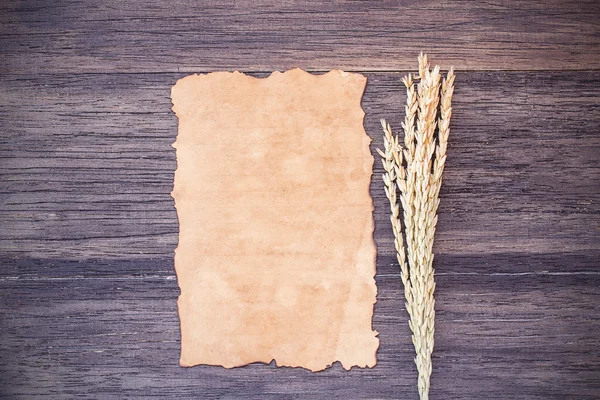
[171,69,378,372]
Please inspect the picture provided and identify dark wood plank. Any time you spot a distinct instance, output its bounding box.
[1,71,598,272]
[1,270,599,399]
[1,0,600,74]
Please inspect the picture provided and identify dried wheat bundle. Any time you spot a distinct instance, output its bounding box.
[377,53,455,400]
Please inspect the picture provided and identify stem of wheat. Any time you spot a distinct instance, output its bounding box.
[378,53,455,400]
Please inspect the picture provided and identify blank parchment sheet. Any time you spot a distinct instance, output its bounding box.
[170,69,379,372]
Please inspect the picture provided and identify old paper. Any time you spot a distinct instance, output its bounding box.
[171,69,378,372]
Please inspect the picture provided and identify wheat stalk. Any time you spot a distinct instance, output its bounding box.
[378,54,455,400]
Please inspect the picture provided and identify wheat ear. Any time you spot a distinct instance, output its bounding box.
[376,121,410,303]
[378,54,455,400]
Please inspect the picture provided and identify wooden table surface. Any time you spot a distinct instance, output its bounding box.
[1,1,599,399]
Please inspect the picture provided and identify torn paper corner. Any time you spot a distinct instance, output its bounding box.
[171,68,378,372]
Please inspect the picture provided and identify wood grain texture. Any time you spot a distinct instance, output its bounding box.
[1,0,600,74]
[1,70,599,398]
[1,272,599,399]
[1,72,598,265]
[1,0,600,398]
